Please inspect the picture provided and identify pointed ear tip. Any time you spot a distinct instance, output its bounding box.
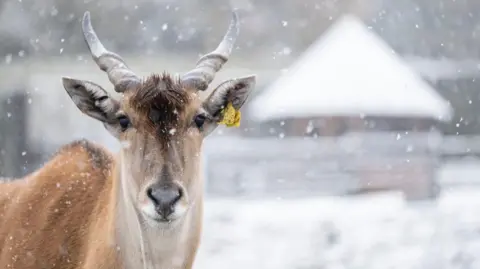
[242,74,257,83]
[61,76,75,84]
[238,74,256,80]
[61,77,84,91]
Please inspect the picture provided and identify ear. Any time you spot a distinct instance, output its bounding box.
[201,75,256,135]
[62,77,123,137]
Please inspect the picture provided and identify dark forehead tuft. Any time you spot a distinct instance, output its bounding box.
[129,73,190,108]
[127,73,194,136]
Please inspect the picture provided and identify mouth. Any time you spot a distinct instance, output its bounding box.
[141,212,180,228]
[141,209,177,223]
[150,214,177,223]
[139,202,188,226]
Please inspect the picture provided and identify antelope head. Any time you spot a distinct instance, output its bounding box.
[62,11,255,226]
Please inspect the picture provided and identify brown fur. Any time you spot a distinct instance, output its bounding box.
[0,75,206,269]
[0,140,119,269]
[127,74,195,141]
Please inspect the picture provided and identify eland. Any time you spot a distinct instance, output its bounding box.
[0,10,255,269]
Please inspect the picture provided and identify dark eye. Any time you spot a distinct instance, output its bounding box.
[118,115,130,131]
[194,114,207,129]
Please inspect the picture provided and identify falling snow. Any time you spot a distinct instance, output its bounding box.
[120,141,131,149]
[5,54,12,64]
[0,1,478,269]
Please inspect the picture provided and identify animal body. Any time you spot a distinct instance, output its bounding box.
[0,10,255,269]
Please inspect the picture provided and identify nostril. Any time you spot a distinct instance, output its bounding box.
[146,187,159,205]
[172,188,182,204]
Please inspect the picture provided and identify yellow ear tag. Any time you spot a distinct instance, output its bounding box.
[218,102,241,127]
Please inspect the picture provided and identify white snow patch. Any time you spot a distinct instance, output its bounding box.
[196,189,480,269]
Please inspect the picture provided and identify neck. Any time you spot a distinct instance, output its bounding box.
[111,159,203,269]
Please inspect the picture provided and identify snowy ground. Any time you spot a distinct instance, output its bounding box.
[195,187,480,269]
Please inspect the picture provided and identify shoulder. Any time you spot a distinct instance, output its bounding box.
[53,139,115,171]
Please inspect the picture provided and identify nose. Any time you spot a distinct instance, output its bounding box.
[146,184,182,218]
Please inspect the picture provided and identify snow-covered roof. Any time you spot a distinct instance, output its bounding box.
[248,15,453,122]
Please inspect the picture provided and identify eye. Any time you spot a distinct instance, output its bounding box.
[194,114,207,129]
[118,115,131,131]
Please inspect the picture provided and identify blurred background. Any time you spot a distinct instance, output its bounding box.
[1,0,480,268]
